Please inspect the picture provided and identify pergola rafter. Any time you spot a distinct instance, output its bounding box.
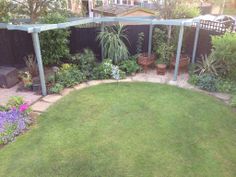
[0,17,201,96]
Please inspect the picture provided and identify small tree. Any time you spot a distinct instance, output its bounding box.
[40,12,70,65]
[0,0,13,22]
[12,0,66,23]
[97,25,129,64]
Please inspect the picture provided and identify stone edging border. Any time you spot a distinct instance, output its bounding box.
[31,76,232,114]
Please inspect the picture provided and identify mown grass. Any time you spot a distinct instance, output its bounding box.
[0,82,236,177]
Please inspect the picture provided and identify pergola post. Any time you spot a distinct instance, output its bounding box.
[101,22,104,60]
[167,25,172,44]
[173,23,185,81]
[191,21,200,63]
[32,32,47,96]
[148,23,153,57]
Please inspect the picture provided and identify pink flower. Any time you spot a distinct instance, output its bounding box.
[19,104,29,112]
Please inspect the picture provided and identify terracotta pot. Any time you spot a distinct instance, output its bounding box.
[137,53,155,72]
[156,64,167,75]
[170,54,190,73]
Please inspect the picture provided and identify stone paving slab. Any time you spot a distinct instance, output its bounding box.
[74,83,88,90]
[42,94,62,103]
[60,88,75,96]
[31,101,52,113]
[87,80,103,86]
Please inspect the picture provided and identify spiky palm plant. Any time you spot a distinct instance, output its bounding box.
[97,25,129,64]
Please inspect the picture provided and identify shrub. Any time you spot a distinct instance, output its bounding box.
[40,12,70,65]
[196,74,218,92]
[188,74,199,86]
[173,4,200,19]
[230,95,236,107]
[152,28,167,54]
[55,64,85,87]
[93,59,125,80]
[216,79,236,93]
[97,25,129,64]
[69,49,96,80]
[195,54,225,76]
[119,57,140,75]
[49,83,64,94]
[211,32,236,80]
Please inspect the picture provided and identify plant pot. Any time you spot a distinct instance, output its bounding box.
[137,53,155,72]
[156,64,167,75]
[170,54,190,73]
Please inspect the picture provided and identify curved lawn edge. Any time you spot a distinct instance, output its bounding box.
[0,82,236,177]
[31,78,232,115]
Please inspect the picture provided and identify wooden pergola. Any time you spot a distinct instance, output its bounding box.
[0,17,201,96]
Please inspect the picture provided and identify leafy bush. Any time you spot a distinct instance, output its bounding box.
[49,83,64,94]
[40,12,70,65]
[152,28,167,54]
[55,64,85,87]
[216,79,236,93]
[0,0,12,22]
[188,74,199,85]
[230,95,236,107]
[97,25,129,64]
[93,59,125,80]
[136,32,144,54]
[211,32,236,80]
[119,57,140,75]
[196,74,218,92]
[173,4,200,19]
[69,49,96,80]
[195,55,225,76]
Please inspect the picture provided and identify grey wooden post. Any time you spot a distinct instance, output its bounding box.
[101,22,104,60]
[191,22,200,63]
[32,32,47,96]
[173,23,185,81]
[148,23,153,58]
[167,25,172,44]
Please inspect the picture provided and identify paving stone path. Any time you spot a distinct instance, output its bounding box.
[30,70,232,114]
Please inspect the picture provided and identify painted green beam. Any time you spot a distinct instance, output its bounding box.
[173,23,185,81]
[32,32,47,96]
[192,21,200,63]
[148,23,153,57]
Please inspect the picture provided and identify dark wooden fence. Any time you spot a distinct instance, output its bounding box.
[0,25,221,67]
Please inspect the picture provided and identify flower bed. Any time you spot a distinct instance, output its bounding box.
[0,97,32,145]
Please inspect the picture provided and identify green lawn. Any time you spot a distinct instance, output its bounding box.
[0,83,236,177]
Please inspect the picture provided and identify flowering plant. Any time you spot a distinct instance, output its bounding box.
[0,97,32,145]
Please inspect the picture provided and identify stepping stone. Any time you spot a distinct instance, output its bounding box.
[74,83,88,90]
[31,101,52,113]
[210,92,231,102]
[42,94,62,103]
[87,80,103,86]
[61,88,75,96]
[102,79,116,83]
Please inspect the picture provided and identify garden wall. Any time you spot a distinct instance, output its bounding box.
[0,25,221,67]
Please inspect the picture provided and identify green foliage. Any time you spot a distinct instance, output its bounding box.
[188,74,199,85]
[156,43,174,65]
[152,28,167,54]
[195,55,225,76]
[49,83,64,94]
[93,59,125,80]
[97,25,129,64]
[230,95,236,107]
[55,64,85,87]
[216,79,236,93]
[69,49,96,80]
[119,57,140,75]
[0,0,12,22]
[211,32,236,80]
[136,32,144,54]
[40,12,70,66]
[6,96,24,109]
[173,4,200,19]
[197,74,218,92]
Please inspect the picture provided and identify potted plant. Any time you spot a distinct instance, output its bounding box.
[18,71,33,90]
[136,32,155,72]
[156,43,174,75]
